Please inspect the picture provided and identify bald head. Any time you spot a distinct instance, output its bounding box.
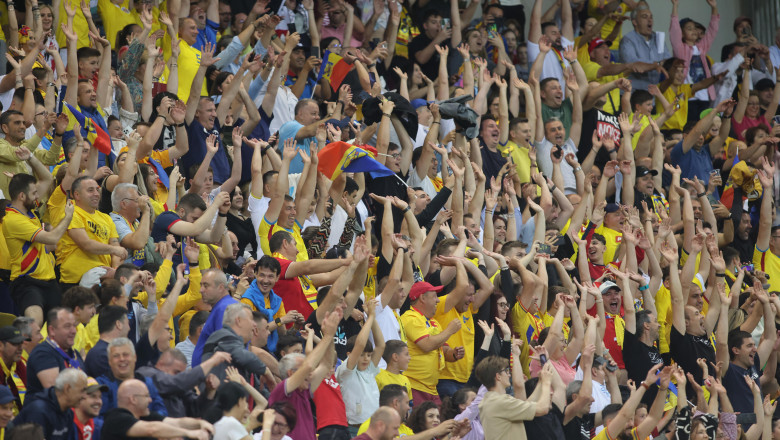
[368,407,401,440]
[117,379,151,417]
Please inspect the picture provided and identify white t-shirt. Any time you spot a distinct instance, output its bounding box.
[248,194,271,257]
[213,416,249,440]
[527,37,574,99]
[534,137,578,194]
[335,359,381,425]
[407,164,438,200]
[373,293,402,369]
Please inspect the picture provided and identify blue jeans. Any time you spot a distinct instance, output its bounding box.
[437,379,466,398]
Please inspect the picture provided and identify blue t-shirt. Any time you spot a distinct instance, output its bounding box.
[722,355,761,414]
[194,19,220,51]
[670,140,714,185]
[26,340,84,395]
[182,119,231,183]
[191,295,238,366]
[278,120,316,174]
[151,211,186,266]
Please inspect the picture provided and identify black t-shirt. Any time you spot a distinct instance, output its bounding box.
[101,408,166,440]
[305,311,362,361]
[524,403,565,440]
[578,108,620,170]
[622,327,664,404]
[669,326,716,396]
[366,172,409,236]
[226,213,257,256]
[562,411,595,440]
[481,146,508,185]
[408,34,441,80]
[135,332,163,369]
[722,356,762,414]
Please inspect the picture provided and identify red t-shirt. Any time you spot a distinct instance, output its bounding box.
[274,257,315,318]
[73,414,95,440]
[312,374,348,430]
[587,303,626,369]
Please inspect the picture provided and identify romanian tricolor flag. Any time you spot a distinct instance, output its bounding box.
[316,50,352,91]
[317,141,395,181]
[63,103,112,155]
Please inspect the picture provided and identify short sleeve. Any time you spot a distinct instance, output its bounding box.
[69,209,87,230]
[401,313,430,344]
[336,358,354,381]
[107,216,120,240]
[583,62,600,81]
[278,121,303,146]
[669,140,684,162]
[102,409,141,438]
[28,346,61,372]
[4,213,42,241]
[112,215,133,242]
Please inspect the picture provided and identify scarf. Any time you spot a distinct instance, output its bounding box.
[241,280,283,352]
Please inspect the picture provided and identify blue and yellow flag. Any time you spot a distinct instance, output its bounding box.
[317,51,352,91]
[317,141,395,181]
[63,102,112,155]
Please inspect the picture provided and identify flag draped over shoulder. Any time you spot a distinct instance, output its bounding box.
[63,103,112,155]
[316,51,351,91]
[317,141,395,181]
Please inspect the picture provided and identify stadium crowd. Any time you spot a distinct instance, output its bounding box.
[0,0,778,438]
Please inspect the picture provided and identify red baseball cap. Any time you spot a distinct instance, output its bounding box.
[409,282,444,301]
[588,38,611,54]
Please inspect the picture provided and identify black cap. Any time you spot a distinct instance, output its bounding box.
[0,326,26,344]
[636,166,659,177]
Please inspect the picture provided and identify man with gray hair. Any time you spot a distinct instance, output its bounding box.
[110,182,152,266]
[201,303,271,382]
[618,1,671,90]
[13,368,87,440]
[96,337,167,417]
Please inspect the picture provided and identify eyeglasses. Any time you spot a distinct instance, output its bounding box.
[497,302,510,309]
[274,421,289,429]
[35,110,48,117]
[122,197,139,203]
[503,367,512,375]
[390,153,402,159]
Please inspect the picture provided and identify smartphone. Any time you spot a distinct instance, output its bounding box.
[736,413,757,425]
[539,354,548,365]
[773,115,780,126]
[248,52,257,62]
[488,23,498,34]
[441,18,450,30]
[312,46,320,59]
[743,264,755,272]
[741,25,752,38]
[710,169,720,178]
[288,23,297,34]
[552,145,563,159]
[538,244,552,255]
[369,72,376,85]
[605,362,618,372]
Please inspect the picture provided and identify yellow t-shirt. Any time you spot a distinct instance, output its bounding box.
[541,311,570,340]
[661,84,693,131]
[497,140,533,184]
[55,0,91,48]
[85,314,99,351]
[258,217,308,262]
[375,369,413,398]
[628,112,652,151]
[655,285,672,354]
[754,246,780,294]
[47,185,68,227]
[357,419,415,436]
[400,307,444,395]
[594,224,622,264]
[433,295,476,383]
[510,301,545,377]
[240,295,287,319]
[574,36,592,66]
[363,264,377,303]
[583,61,623,114]
[57,206,119,284]
[98,0,138,49]
[587,0,630,50]
[0,222,10,273]
[138,149,173,206]
[3,206,57,281]
[167,40,208,103]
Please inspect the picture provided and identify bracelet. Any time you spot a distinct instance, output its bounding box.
[174,122,185,127]
[507,214,515,218]
[188,262,199,267]
[54,131,64,136]
[170,63,178,68]
[640,382,650,390]
[486,210,494,215]
[431,121,440,125]
[382,112,392,117]
[638,284,649,292]
[218,212,228,217]
[275,317,282,326]
[697,192,706,198]
[606,148,617,155]
[262,145,271,155]
[500,266,509,271]
[570,59,578,64]
[402,206,411,213]
[573,166,582,172]
[47,82,55,87]
[716,272,725,277]
[549,185,556,192]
